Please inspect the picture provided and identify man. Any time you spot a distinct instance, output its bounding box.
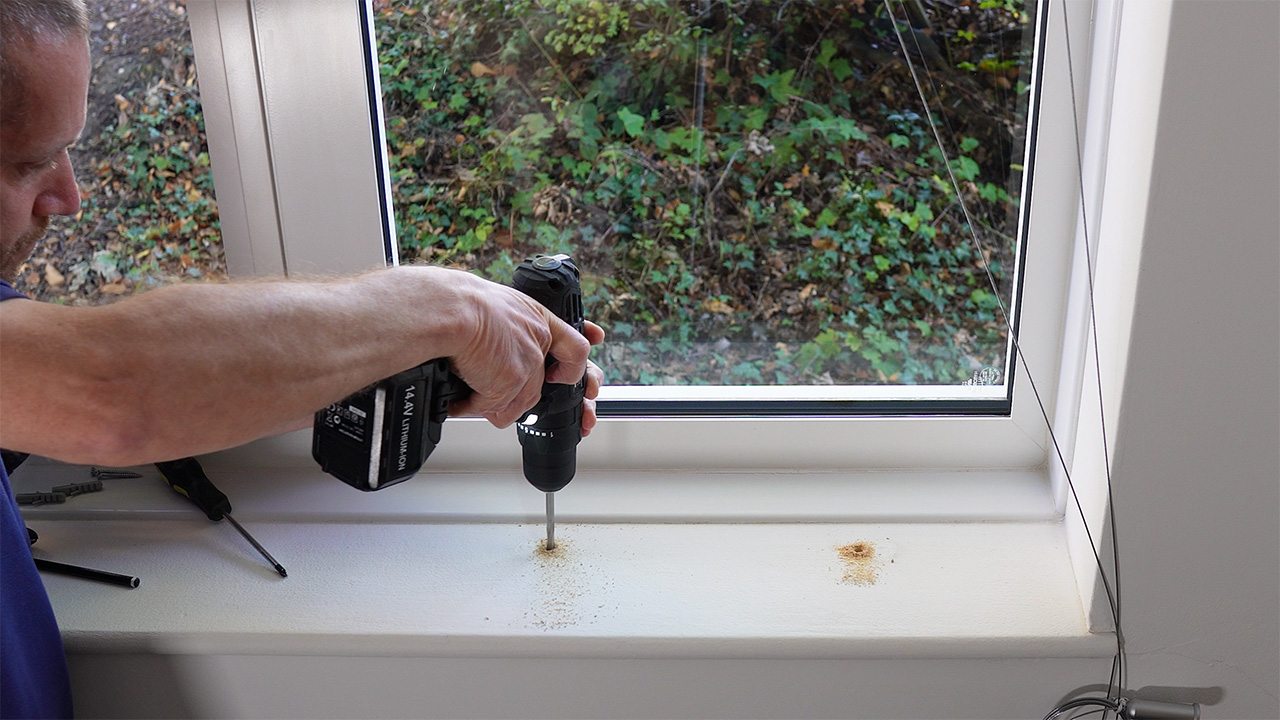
[0,2,604,717]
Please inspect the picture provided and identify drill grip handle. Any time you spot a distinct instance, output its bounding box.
[513,254,586,493]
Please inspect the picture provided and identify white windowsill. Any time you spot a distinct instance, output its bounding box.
[13,440,1111,662]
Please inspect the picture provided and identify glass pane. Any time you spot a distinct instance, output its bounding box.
[374,0,1037,393]
[12,0,224,305]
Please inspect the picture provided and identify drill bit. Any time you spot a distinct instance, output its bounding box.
[224,513,288,577]
[545,492,556,551]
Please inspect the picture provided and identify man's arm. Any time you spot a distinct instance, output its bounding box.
[0,265,599,466]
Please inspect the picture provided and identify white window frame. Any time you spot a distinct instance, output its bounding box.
[187,0,1110,475]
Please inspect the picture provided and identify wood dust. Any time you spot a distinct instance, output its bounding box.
[534,536,571,564]
[837,541,882,586]
[525,535,614,630]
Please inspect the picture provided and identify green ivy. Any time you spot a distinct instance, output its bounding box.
[372,0,1031,386]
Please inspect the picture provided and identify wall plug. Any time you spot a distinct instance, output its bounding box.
[53,480,104,497]
[16,491,68,506]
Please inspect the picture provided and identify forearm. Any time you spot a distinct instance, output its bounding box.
[0,266,473,464]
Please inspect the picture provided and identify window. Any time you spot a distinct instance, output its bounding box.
[190,0,1102,473]
[373,1,1042,419]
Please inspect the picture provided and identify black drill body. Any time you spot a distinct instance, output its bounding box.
[311,254,586,494]
[512,254,586,493]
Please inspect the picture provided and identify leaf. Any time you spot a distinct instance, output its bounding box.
[704,298,735,315]
[829,58,854,82]
[755,69,799,104]
[816,39,838,69]
[617,107,645,138]
[954,156,980,182]
[731,362,763,382]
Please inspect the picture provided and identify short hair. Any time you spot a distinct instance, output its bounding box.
[0,0,90,125]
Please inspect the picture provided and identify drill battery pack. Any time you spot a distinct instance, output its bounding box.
[311,358,471,491]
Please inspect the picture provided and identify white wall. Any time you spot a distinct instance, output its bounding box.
[1089,0,1279,715]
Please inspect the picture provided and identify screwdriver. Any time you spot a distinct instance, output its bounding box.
[155,457,288,577]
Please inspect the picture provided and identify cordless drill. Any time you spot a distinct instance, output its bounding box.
[311,254,586,501]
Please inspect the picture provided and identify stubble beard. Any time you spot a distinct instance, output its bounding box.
[0,218,50,284]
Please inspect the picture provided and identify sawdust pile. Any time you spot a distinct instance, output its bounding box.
[523,536,616,630]
[837,541,882,586]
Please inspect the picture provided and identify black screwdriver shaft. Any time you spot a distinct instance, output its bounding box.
[224,513,287,577]
[156,458,287,578]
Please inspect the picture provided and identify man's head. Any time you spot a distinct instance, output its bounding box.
[0,0,90,282]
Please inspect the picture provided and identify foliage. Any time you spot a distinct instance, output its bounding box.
[80,76,223,290]
[375,0,1032,386]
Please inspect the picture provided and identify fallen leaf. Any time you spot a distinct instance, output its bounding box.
[99,283,128,295]
[812,236,837,251]
[469,62,496,78]
[799,283,817,301]
[44,265,65,287]
[704,298,735,315]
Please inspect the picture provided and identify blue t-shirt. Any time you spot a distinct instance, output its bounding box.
[0,279,74,719]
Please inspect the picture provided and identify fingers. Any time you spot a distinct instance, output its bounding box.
[450,357,544,428]
[490,366,546,428]
[581,397,598,437]
[446,274,606,429]
[582,320,605,346]
[580,359,604,437]
[543,317,591,386]
[544,320,605,387]
[584,359,602,400]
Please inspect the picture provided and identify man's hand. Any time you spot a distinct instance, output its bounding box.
[442,270,604,429]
